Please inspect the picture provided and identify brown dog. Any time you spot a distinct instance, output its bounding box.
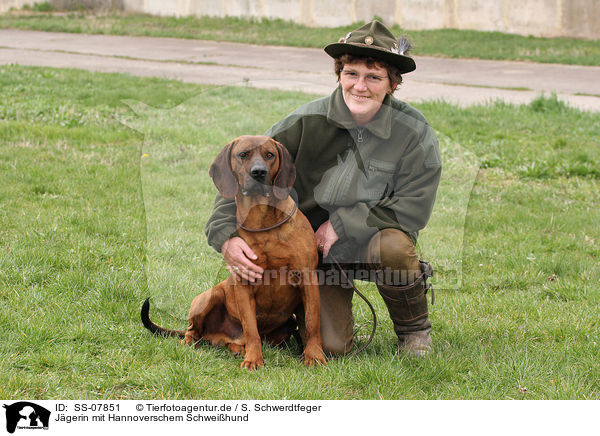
[141,135,326,369]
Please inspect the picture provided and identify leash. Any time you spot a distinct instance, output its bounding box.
[238,202,298,232]
[330,254,377,358]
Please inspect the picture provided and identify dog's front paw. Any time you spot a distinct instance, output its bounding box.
[303,345,327,366]
[240,351,264,370]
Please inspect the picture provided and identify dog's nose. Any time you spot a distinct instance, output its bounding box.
[250,165,267,181]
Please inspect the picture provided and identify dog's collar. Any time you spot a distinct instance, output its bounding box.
[237,202,298,233]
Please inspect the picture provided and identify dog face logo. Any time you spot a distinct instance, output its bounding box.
[3,402,50,434]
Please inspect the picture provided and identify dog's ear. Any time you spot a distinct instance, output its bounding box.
[209,141,238,199]
[272,140,296,200]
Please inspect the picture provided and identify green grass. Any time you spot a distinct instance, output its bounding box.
[21,2,54,12]
[1,65,599,399]
[1,11,599,65]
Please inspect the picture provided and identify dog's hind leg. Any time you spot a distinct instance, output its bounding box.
[185,283,246,357]
[184,284,227,346]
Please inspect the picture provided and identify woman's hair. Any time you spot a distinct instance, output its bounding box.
[334,54,403,89]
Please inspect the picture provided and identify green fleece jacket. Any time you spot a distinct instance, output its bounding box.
[205,86,441,263]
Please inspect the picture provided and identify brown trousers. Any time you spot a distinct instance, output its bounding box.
[308,229,421,355]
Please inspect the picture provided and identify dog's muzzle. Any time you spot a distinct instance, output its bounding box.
[242,163,270,196]
[250,164,267,182]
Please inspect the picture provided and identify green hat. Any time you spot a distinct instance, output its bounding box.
[324,20,416,74]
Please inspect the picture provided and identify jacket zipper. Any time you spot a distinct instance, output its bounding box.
[329,155,354,204]
[357,128,364,144]
[328,129,364,203]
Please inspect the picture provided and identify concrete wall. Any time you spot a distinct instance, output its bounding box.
[2,0,598,39]
[0,0,121,11]
[120,0,600,40]
[1,0,37,11]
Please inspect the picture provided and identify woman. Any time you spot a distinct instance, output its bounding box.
[205,21,441,357]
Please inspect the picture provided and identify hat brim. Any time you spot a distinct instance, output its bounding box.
[324,42,416,74]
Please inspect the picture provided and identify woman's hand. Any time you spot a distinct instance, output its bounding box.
[315,220,339,258]
[221,237,264,283]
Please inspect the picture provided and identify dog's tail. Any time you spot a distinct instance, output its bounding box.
[141,298,186,338]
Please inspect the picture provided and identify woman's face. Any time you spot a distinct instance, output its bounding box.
[340,61,394,126]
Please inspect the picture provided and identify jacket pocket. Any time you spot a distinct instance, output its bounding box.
[357,159,397,201]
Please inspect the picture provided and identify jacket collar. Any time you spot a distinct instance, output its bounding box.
[326,85,393,139]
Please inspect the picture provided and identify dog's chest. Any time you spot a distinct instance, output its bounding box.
[253,281,300,325]
[245,230,310,269]
[242,215,317,269]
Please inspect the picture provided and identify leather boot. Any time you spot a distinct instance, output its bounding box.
[377,261,434,357]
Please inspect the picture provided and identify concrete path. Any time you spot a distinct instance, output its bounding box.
[1,29,599,111]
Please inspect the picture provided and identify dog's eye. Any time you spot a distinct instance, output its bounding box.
[265,152,275,159]
[238,151,248,159]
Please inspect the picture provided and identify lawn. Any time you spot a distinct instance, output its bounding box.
[0,65,598,399]
[1,11,599,66]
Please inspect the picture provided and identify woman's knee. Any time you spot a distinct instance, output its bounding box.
[367,229,420,284]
